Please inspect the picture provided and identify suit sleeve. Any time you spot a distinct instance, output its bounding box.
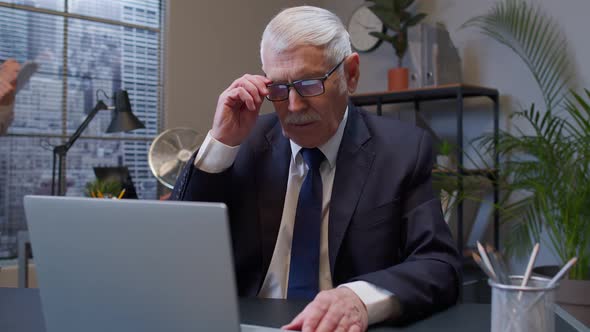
[169,149,234,203]
[169,132,242,202]
[351,131,462,324]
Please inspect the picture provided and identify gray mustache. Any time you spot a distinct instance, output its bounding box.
[284,112,321,125]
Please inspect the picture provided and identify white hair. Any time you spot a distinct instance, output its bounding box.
[260,6,352,69]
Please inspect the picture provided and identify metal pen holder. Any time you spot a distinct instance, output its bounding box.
[489,276,558,332]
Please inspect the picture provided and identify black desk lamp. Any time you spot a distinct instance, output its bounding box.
[51,90,145,196]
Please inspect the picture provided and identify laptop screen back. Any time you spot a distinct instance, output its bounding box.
[24,196,240,332]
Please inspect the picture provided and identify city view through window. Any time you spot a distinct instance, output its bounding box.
[0,0,165,257]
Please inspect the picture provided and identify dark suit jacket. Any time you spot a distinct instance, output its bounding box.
[171,105,461,323]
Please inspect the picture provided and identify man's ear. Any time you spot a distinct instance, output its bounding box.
[344,52,360,94]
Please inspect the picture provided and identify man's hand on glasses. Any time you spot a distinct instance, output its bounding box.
[211,74,271,147]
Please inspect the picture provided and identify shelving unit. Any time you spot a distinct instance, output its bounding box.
[350,84,500,257]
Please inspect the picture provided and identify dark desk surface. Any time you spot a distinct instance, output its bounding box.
[0,288,581,332]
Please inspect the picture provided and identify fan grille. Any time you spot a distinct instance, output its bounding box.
[148,128,203,189]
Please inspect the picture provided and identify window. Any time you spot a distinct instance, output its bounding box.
[0,0,166,258]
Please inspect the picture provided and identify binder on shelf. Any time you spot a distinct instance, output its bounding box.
[407,23,462,88]
[467,191,495,247]
[441,190,458,224]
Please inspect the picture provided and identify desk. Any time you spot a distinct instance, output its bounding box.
[0,288,583,332]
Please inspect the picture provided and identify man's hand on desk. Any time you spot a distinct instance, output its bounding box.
[282,287,368,332]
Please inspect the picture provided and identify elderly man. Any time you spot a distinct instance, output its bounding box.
[0,59,20,135]
[172,6,460,331]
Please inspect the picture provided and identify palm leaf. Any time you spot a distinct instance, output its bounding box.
[462,0,574,111]
[564,89,590,140]
[465,2,589,276]
[499,196,539,258]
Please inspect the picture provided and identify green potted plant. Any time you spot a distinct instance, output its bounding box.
[464,0,590,323]
[431,141,493,228]
[85,179,123,199]
[366,0,426,91]
[435,139,454,170]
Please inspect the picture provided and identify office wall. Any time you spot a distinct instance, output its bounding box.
[166,0,589,150]
[164,0,320,133]
[322,0,590,140]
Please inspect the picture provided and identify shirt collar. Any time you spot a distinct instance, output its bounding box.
[290,106,348,169]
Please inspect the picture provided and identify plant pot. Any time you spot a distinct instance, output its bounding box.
[388,67,409,91]
[436,155,454,170]
[533,265,590,327]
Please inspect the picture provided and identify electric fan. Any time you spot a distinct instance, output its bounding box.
[148,127,204,189]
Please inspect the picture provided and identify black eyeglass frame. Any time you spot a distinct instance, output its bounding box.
[265,57,347,101]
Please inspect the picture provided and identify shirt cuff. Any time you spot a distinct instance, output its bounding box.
[193,131,240,173]
[339,281,401,325]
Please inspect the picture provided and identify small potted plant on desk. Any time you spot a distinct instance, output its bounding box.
[85,179,124,199]
[366,0,426,91]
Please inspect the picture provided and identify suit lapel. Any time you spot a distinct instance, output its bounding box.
[256,120,291,275]
[329,106,374,275]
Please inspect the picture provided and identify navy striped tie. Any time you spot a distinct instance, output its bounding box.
[287,148,325,300]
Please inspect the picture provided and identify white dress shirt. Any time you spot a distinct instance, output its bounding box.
[193,108,399,324]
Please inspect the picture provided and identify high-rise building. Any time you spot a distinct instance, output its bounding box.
[120,1,160,198]
[0,7,28,62]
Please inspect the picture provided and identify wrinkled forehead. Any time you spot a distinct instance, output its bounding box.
[261,45,331,82]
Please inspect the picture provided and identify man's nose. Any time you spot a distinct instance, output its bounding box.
[287,87,306,112]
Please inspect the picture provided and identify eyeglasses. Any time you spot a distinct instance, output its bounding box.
[265,57,346,101]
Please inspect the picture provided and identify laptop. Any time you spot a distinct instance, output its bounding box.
[24,196,283,332]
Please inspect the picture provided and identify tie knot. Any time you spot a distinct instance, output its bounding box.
[301,148,325,171]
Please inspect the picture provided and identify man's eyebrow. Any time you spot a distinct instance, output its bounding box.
[264,72,286,83]
[265,70,326,84]
[262,71,276,80]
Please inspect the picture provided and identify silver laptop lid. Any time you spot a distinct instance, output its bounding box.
[24,196,241,332]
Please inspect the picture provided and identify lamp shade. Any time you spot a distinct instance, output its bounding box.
[106,90,145,133]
